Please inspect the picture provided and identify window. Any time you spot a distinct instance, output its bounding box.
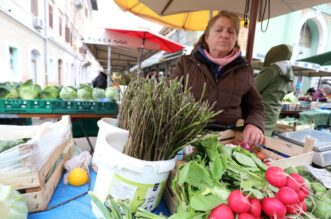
[9,46,19,75]
[31,49,40,82]
[65,25,71,43]
[299,22,312,48]
[31,0,38,16]
[49,4,53,28]
[59,16,62,36]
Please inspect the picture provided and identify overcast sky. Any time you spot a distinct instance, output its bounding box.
[92,0,162,32]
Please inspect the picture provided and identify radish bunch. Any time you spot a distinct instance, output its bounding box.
[209,190,262,219]
[208,166,311,219]
[263,166,310,218]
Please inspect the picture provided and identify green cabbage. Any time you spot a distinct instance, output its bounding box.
[40,85,60,99]
[105,87,119,101]
[92,88,105,100]
[77,84,93,100]
[59,86,77,100]
[0,184,28,219]
[18,79,41,100]
[0,82,19,99]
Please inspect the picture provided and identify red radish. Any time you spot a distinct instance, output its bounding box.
[262,197,287,218]
[297,189,308,201]
[299,201,307,212]
[276,186,299,205]
[249,198,261,217]
[286,177,300,191]
[227,190,250,213]
[301,184,310,195]
[239,142,251,151]
[287,203,300,214]
[265,167,287,188]
[238,213,255,219]
[208,204,234,219]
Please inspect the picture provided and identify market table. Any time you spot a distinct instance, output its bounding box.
[299,109,331,127]
[28,168,170,219]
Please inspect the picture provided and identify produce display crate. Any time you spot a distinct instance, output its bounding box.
[274,122,315,133]
[20,139,72,212]
[95,101,118,114]
[217,130,314,169]
[53,100,97,114]
[163,130,314,213]
[0,99,54,113]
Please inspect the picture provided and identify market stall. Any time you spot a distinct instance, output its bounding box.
[1,77,331,219]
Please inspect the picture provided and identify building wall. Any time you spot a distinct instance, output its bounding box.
[0,0,102,87]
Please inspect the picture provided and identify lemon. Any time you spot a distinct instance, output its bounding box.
[67,167,89,187]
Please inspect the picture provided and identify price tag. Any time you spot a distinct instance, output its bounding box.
[306,165,331,189]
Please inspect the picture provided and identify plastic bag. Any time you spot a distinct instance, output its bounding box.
[63,151,92,184]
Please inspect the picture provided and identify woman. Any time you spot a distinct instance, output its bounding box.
[255,44,294,136]
[171,11,264,145]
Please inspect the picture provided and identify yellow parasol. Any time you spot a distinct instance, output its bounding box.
[113,0,331,63]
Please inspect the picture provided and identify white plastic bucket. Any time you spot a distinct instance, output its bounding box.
[92,118,128,171]
[92,132,176,216]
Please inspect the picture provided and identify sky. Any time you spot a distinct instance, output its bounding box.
[92,0,163,32]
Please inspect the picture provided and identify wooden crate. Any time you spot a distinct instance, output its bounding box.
[274,122,315,133]
[163,130,314,213]
[18,139,72,212]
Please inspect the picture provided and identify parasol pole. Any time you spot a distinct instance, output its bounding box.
[246,0,259,64]
[137,32,146,75]
[107,46,112,86]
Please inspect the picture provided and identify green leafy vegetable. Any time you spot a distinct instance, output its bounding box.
[18,79,41,99]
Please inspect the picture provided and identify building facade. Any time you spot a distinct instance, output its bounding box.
[0,0,102,86]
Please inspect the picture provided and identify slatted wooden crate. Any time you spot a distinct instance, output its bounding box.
[163,130,314,213]
[0,116,73,212]
[23,139,72,212]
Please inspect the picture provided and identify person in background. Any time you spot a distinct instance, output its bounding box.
[171,10,264,146]
[148,68,159,81]
[306,84,330,102]
[255,44,294,136]
[92,72,107,89]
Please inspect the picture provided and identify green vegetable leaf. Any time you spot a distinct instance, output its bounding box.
[210,156,226,181]
[233,152,258,168]
[177,162,191,186]
[185,161,213,189]
[190,192,226,211]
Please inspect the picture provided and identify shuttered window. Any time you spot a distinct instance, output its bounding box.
[31,0,38,16]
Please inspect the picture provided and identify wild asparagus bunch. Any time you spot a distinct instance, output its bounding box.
[118,76,218,161]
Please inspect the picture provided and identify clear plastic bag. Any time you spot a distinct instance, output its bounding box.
[0,116,72,185]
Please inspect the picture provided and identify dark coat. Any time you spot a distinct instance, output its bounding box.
[171,50,264,131]
[92,73,107,89]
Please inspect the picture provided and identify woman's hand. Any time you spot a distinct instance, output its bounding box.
[243,124,264,146]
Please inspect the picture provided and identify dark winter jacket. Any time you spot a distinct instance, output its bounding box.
[92,72,107,89]
[255,44,294,136]
[171,49,264,131]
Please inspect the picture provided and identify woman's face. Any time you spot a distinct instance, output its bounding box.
[205,17,237,58]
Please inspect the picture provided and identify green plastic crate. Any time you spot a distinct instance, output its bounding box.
[0,99,54,113]
[53,100,97,114]
[95,102,118,114]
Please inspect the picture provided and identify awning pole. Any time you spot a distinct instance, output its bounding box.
[246,0,259,64]
[107,46,112,86]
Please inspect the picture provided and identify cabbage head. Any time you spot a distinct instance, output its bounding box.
[59,86,77,100]
[0,184,28,219]
[0,82,19,99]
[40,85,60,99]
[105,87,119,101]
[18,79,41,100]
[92,88,105,101]
[77,84,93,100]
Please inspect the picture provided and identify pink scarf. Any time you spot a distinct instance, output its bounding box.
[203,47,241,67]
